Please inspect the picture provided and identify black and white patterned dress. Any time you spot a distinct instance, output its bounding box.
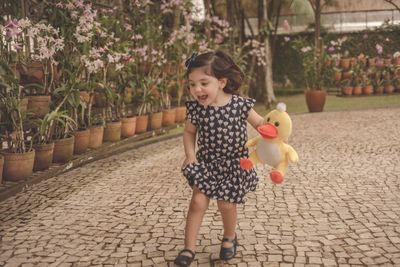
[182,94,259,204]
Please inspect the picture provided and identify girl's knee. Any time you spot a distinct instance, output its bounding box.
[189,188,209,213]
[217,200,236,212]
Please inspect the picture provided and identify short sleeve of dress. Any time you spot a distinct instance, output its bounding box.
[240,97,256,120]
[185,101,198,126]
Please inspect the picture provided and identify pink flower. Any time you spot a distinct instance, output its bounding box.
[283,36,290,42]
[376,44,383,55]
[4,20,20,39]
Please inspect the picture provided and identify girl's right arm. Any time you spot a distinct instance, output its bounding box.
[182,120,197,168]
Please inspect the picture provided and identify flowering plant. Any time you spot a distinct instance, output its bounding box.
[1,18,64,95]
[0,61,29,153]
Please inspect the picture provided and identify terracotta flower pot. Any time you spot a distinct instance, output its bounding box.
[162,108,176,126]
[18,61,44,84]
[121,116,136,138]
[342,71,352,80]
[175,106,187,123]
[2,149,35,181]
[27,95,51,118]
[89,125,104,149]
[384,84,394,94]
[150,112,163,130]
[305,90,326,112]
[135,115,149,134]
[340,58,351,69]
[362,85,373,95]
[33,142,54,171]
[341,86,353,96]
[375,86,384,95]
[367,57,376,68]
[73,129,90,154]
[103,121,122,142]
[353,86,362,96]
[53,136,75,163]
[334,72,342,82]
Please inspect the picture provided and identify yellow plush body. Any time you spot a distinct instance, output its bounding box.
[240,103,299,184]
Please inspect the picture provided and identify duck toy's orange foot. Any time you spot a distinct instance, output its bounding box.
[270,170,284,184]
[240,158,253,170]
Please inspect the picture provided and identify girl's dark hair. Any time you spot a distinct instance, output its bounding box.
[185,50,244,94]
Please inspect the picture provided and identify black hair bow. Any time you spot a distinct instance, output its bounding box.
[185,52,198,68]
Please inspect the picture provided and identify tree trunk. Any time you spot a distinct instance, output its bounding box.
[314,0,322,89]
[204,0,212,38]
[263,0,276,106]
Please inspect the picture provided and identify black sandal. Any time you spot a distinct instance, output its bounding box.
[219,234,238,260]
[174,249,195,266]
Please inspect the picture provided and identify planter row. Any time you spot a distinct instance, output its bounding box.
[341,85,400,96]
[331,56,400,97]
[0,106,186,183]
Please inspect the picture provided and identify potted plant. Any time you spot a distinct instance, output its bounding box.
[102,84,122,142]
[31,109,75,171]
[0,61,35,181]
[88,113,105,149]
[293,0,336,112]
[116,72,137,138]
[158,73,176,127]
[382,71,394,94]
[350,63,363,96]
[6,18,65,118]
[340,78,353,96]
[372,73,384,95]
[393,78,400,93]
[361,72,373,95]
[393,51,400,65]
[51,83,77,163]
[70,81,91,155]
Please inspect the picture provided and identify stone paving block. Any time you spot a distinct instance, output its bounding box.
[2,109,400,266]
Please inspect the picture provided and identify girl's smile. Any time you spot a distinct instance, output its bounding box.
[188,68,229,107]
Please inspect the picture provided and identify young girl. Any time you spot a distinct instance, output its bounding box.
[174,50,265,266]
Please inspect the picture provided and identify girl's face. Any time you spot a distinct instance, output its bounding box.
[188,67,227,107]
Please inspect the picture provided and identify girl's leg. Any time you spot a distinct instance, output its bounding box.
[217,200,237,248]
[183,186,210,254]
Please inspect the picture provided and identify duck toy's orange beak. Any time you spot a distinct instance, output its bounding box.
[257,124,278,139]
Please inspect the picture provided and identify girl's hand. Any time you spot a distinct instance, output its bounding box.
[182,156,196,168]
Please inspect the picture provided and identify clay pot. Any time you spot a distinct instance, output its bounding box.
[352,86,362,96]
[2,149,35,181]
[341,86,353,96]
[135,115,149,134]
[27,95,51,118]
[150,112,163,130]
[362,85,373,95]
[340,58,351,69]
[103,121,122,142]
[305,90,326,113]
[121,116,136,138]
[162,108,176,126]
[53,136,75,163]
[73,129,90,154]
[175,106,187,123]
[33,142,54,171]
[89,125,104,149]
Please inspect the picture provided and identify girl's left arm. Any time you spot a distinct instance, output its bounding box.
[247,108,265,130]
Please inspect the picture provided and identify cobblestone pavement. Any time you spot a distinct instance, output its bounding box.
[1,107,400,267]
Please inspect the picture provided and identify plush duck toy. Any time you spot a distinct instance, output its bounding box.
[240,102,299,184]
